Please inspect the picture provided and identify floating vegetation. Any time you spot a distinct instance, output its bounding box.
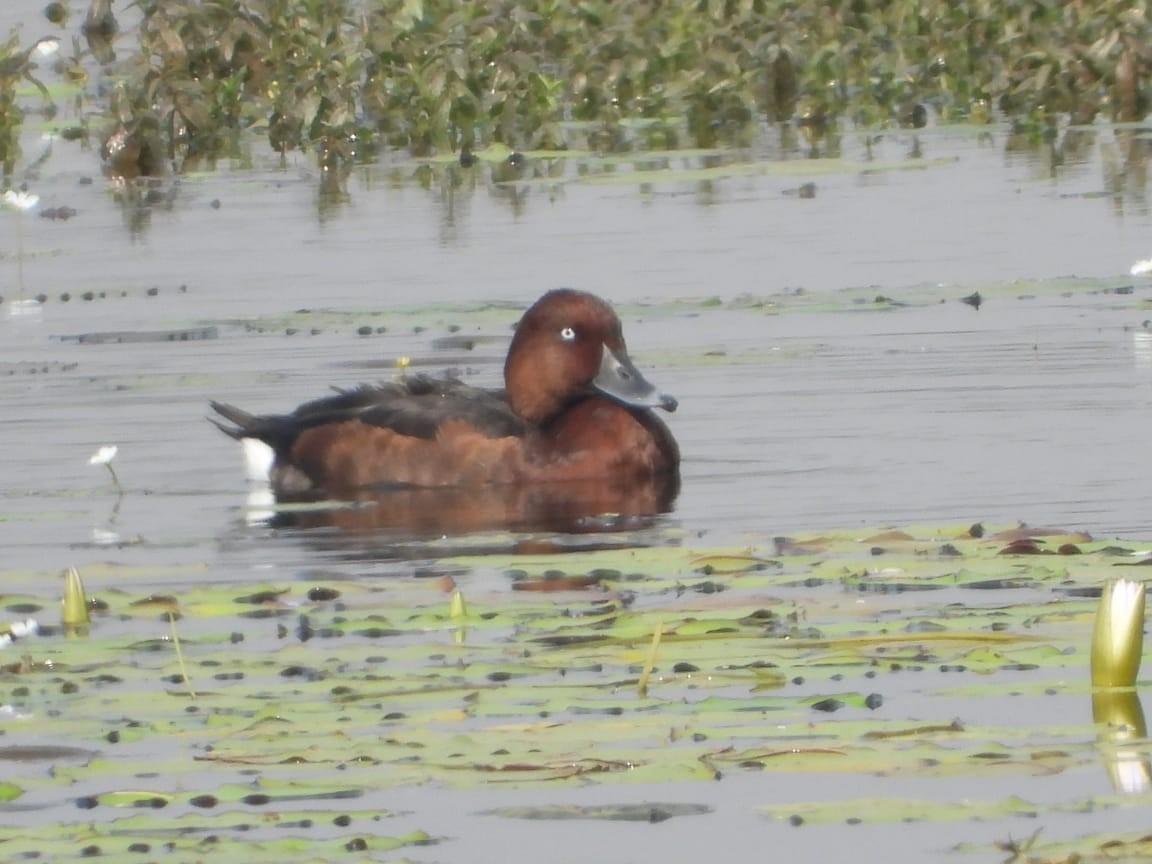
[0,523,1147,856]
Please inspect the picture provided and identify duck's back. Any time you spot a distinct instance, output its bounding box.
[211,375,529,495]
[296,376,526,440]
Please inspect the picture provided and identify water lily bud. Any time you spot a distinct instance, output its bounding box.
[1091,579,1146,688]
[62,566,90,632]
[449,589,467,620]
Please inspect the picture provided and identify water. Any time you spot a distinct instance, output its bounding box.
[3,4,1152,862]
[6,133,1152,545]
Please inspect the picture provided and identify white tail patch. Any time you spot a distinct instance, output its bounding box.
[239,439,276,525]
[240,438,275,484]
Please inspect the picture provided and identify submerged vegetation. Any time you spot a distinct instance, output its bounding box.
[3,0,1152,176]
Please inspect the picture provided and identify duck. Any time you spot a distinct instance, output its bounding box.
[210,289,680,502]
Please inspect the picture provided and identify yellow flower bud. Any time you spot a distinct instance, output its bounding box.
[1091,579,1146,689]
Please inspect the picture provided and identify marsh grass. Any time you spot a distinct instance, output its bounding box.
[6,0,1150,179]
[0,31,57,175]
[126,0,1152,160]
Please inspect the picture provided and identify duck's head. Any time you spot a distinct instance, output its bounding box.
[504,288,678,424]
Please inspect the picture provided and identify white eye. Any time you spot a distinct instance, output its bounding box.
[560,326,576,341]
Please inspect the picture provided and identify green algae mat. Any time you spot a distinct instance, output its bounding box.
[0,522,1150,861]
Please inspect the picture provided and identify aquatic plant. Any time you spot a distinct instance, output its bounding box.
[0,617,39,650]
[1,185,38,303]
[0,33,58,176]
[0,521,1146,858]
[61,566,89,633]
[1090,578,1145,689]
[79,1,1152,172]
[87,445,122,493]
[3,1,1150,176]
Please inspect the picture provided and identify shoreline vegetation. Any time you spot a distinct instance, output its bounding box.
[2,1,1151,175]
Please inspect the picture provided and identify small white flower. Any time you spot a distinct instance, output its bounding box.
[33,37,60,58]
[9,619,38,639]
[2,190,39,212]
[88,445,118,466]
[89,445,123,493]
[1131,259,1152,276]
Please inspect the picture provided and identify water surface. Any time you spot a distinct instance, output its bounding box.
[3,3,1152,862]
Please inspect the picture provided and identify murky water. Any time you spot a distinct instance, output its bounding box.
[4,4,1152,862]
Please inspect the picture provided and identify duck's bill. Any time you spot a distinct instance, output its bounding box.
[593,344,678,412]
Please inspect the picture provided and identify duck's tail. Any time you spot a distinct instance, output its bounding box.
[208,400,256,440]
[209,401,278,484]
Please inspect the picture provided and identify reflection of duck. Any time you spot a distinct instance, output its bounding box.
[265,476,680,536]
[212,289,680,515]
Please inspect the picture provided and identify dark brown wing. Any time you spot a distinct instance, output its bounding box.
[210,374,526,456]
